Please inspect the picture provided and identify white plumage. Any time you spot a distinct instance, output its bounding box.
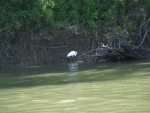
[67,51,77,57]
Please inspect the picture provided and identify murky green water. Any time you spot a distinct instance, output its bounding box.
[0,61,150,113]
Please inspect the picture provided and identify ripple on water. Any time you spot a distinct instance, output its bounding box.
[58,99,76,103]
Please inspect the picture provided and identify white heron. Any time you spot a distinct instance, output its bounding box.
[67,51,77,62]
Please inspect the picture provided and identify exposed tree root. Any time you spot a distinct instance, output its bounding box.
[90,18,150,62]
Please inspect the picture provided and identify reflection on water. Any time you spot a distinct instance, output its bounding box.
[68,63,78,72]
[68,63,79,83]
[0,61,150,113]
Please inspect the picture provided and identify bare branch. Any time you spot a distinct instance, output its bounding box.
[139,28,150,47]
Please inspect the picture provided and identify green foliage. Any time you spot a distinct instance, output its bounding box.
[0,0,43,38]
[0,0,149,39]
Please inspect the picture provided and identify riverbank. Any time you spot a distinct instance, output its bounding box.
[0,25,109,66]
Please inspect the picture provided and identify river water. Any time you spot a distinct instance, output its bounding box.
[0,61,150,113]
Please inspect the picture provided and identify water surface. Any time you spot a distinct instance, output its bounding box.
[0,61,150,113]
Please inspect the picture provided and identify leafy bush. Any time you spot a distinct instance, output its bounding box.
[0,0,149,39]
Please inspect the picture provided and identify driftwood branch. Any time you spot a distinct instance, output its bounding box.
[135,17,150,47]
[81,18,150,62]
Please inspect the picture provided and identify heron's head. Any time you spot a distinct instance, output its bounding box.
[75,51,77,56]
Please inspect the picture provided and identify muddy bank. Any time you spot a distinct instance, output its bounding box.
[0,25,108,66]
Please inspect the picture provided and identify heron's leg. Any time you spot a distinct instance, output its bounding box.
[67,57,71,62]
[71,56,73,62]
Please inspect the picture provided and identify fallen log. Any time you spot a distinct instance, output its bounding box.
[92,41,150,62]
[91,22,150,62]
